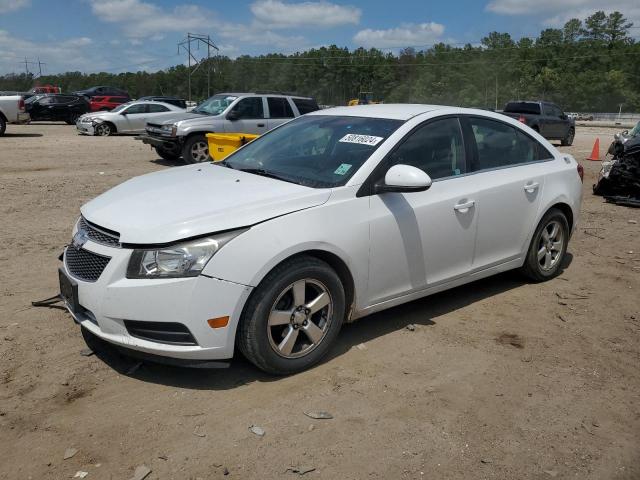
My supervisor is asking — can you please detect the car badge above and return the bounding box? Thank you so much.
[72,228,89,250]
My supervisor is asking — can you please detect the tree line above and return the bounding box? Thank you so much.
[1,11,638,112]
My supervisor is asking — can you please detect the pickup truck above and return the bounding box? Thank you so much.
[0,95,30,136]
[501,101,575,146]
[138,92,319,163]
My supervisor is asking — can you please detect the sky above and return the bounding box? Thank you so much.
[0,0,638,75]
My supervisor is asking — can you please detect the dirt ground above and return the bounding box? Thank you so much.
[0,123,638,480]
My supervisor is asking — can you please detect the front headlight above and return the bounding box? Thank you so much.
[126,229,247,279]
[161,123,178,136]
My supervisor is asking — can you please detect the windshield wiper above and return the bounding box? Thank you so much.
[238,168,297,184]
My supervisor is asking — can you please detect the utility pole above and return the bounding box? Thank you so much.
[494,74,498,111]
[177,33,219,102]
[36,58,46,77]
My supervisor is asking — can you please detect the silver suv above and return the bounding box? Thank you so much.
[139,92,319,163]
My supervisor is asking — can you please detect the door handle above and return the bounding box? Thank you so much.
[524,182,540,193]
[454,200,475,212]
[257,123,265,127]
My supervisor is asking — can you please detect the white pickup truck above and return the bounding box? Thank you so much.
[0,95,30,136]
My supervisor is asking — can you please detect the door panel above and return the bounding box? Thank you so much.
[368,176,479,305]
[224,97,267,134]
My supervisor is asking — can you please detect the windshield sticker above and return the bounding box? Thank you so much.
[339,134,384,146]
[334,163,352,175]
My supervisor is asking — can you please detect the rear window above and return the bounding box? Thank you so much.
[292,98,319,115]
[503,102,541,115]
[267,97,294,118]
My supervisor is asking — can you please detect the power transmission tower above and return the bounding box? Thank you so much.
[177,33,219,102]
[36,58,46,77]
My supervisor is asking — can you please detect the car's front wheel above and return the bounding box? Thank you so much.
[182,135,209,163]
[0,116,6,136]
[520,208,569,282]
[561,127,575,146]
[237,256,346,375]
[154,146,181,161]
[94,122,114,136]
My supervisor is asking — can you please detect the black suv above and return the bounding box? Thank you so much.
[25,94,90,124]
[73,86,130,98]
[138,96,187,109]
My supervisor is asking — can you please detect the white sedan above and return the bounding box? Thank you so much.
[59,104,583,374]
[76,100,184,136]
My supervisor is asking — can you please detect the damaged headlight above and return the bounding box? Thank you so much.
[161,123,178,136]
[126,229,247,279]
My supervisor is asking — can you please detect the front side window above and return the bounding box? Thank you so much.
[267,97,294,118]
[469,117,553,171]
[230,97,264,119]
[387,118,465,180]
[224,115,402,188]
[124,104,147,114]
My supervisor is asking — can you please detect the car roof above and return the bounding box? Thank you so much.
[308,104,447,120]
[217,92,313,99]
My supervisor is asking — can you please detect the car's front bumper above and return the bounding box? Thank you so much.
[76,122,95,135]
[60,241,253,361]
[136,133,181,152]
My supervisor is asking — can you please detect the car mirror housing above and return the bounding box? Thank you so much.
[226,111,239,121]
[376,164,432,194]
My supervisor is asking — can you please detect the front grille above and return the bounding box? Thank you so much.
[65,247,111,282]
[78,216,120,248]
[124,320,198,346]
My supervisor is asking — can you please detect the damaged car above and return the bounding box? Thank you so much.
[76,100,185,136]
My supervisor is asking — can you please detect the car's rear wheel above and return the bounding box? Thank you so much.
[182,135,209,163]
[520,208,569,282]
[561,128,575,146]
[94,122,114,136]
[237,256,345,375]
[0,116,6,136]
[154,146,180,161]
[66,113,80,125]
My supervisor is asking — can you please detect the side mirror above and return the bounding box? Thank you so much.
[226,110,239,121]
[120,111,127,115]
[375,164,432,194]
[614,133,621,140]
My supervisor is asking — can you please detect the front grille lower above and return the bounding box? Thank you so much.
[78,216,120,248]
[65,247,111,282]
[124,320,198,346]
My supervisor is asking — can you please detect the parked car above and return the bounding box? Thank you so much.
[73,86,130,99]
[89,96,130,112]
[76,101,185,136]
[138,96,187,109]
[138,92,319,163]
[30,85,61,94]
[501,101,575,146]
[25,94,89,124]
[0,95,30,135]
[59,104,583,374]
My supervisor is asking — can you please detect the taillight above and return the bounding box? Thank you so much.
[18,98,25,111]
[518,115,526,124]
[577,163,584,183]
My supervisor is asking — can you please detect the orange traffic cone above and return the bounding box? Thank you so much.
[587,138,600,161]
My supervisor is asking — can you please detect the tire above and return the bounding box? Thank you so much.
[94,122,114,136]
[0,116,6,136]
[182,135,210,163]
[237,256,346,375]
[154,146,180,161]
[561,127,575,146]
[520,208,569,282]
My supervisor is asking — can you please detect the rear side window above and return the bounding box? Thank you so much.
[267,97,294,118]
[231,97,264,119]
[292,98,319,115]
[469,117,553,171]
[388,118,465,180]
[112,97,128,104]
[93,97,105,102]
[504,102,541,115]
[147,104,169,113]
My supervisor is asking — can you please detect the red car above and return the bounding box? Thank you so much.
[89,96,130,112]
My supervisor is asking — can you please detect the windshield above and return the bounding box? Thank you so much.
[630,121,640,137]
[223,115,403,188]
[110,102,133,113]
[193,94,237,115]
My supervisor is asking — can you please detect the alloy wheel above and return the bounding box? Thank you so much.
[537,220,564,271]
[190,141,209,162]
[95,124,111,136]
[267,279,333,359]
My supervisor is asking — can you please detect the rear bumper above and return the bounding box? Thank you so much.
[15,112,30,124]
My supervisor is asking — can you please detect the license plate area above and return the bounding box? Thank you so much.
[59,267,80,313]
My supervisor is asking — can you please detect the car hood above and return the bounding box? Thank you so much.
[149,111,220,126]
[80,112,116,122]
[81,163,331,244]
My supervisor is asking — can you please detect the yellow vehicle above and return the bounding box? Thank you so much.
[206,133,260,161]
[348,91,383,106]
